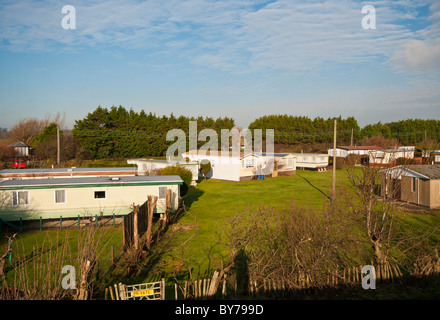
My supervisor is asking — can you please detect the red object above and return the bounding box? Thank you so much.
[12,160,26,169]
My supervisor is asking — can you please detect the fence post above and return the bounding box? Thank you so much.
[118,283,126,300]
[222,276,227,299]
[133,205,139,250]
[161,278,166,300]
[60,216,62,229]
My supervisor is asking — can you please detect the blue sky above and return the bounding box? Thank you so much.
[0,0,439,130]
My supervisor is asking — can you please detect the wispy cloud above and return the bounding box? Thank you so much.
[0,0,438,76]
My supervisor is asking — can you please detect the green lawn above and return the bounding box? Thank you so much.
[146,169,440,280]
[157,170,348,277]
[2,168,440,299]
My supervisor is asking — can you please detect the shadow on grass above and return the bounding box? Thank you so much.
[296,173,331,200]
[181,186,205,210]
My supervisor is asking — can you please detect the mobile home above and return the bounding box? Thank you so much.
[0,167,138,182]
[0,175,182,222]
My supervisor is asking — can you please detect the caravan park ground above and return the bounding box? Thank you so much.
[2,169,440,299]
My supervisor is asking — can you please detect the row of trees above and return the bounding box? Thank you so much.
[1,107,439,163]
[248,115,440,147]
[72,106,235,159]
[248,115,361,145]
[362,119,440,146]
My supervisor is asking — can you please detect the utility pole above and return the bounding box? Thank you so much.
[351,128,354,146]
[333,119,337,199]
[57,124,60,167]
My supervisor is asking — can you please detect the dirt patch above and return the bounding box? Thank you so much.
[171,223,195,231]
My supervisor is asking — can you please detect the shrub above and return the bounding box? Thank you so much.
[200,160,211,180]
[160,165,193,196]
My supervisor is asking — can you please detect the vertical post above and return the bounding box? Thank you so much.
[333,118,337,199]
[8,242,12,265]
[57,124,60,167]
[40,216,42,231]
[60,216,62,229]
[133,205,139,250]
[351,128,353,146]
[122,216,126,248]
[161,278,166,300]
[113,213,115,227]
[78,215,80,229]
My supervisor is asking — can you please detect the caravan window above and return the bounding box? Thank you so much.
[159,186,167,199]
[245,159,254,168]
[55,189,66,204]
[94,191,106,199]
[12,191,29,206]
[287,157,294,168]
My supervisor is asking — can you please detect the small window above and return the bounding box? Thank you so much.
[287,157,294,168]
[55,189,66,204]
[12,191,29,206]
[411,177,416,193]
[245,159,254,168]
[159,186,167,199]
[94,191,106,199]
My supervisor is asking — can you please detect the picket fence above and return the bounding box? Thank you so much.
[106,262,405,300]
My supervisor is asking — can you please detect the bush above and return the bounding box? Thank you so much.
[159,165,193,196]
[200,160,211,180]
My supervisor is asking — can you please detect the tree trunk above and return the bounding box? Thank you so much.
[146,195,157,250]
[76,260,91,300]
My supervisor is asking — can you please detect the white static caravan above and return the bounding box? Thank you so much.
[182,150,244,181]
[291,153,329,170]
[328,146,382,158]
[0,175,182,222]
[369,146,415,167]
[0,167,138,182]
[127,158,199,183]
[182,150,297,181]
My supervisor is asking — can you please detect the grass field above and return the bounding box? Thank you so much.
[140,168,440,281]
[2,168,440,299]
[147,170,351,278]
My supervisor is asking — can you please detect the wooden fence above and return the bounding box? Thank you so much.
[122,190,177,248]
[105,262,411,300]
[169,263,404,300]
